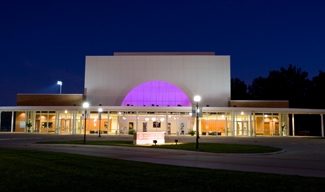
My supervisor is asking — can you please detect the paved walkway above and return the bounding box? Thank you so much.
[1,133,325,178]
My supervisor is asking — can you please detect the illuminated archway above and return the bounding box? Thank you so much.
[121,80,191,106]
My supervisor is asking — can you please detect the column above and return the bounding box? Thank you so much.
[11,111,14,132]
[72,111,76,134]
[136,111,138,132]
[292,114,295,136]
[321,114,324,137]
[249,113,252,137]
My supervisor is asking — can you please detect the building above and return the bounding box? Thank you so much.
[1,52,324,137]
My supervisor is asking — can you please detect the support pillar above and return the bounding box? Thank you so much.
[321,114,324,138]
[292,114,295,136]
[11,111,14,132]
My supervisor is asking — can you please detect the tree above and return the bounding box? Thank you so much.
[248,64,312,108]
[231,78,250,100]
[306,70,325,109]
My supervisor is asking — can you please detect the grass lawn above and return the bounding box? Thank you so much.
[37,140,282,153]
[0,148,324,192]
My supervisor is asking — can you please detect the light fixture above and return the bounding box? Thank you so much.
[194,95,201,102]
[145,118,149,121]
[57,81,62,94]
[152,117,156,121]
[160,118,165,122]
[193,95,201,151]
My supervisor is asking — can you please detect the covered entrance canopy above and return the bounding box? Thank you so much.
[1,106,324,137]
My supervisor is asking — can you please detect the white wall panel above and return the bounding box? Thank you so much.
[84,54,231,107]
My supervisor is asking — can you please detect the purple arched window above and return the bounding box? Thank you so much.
[121,81,191,106]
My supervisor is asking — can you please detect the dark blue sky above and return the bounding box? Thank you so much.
[1,0,325,106]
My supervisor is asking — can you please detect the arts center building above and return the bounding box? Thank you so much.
[1,52,324,137]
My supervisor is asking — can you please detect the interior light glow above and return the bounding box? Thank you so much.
[122,81,191,106]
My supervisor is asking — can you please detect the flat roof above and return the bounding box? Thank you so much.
[113,52,216,56]
[1,106,325,114]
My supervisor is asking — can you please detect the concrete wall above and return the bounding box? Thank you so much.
[85,53,231,107]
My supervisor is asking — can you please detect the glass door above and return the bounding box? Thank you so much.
[237,121,248,136]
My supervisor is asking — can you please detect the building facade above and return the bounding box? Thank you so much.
[0,52,324,137]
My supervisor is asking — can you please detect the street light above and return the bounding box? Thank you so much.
[194,95,201,151]
[57,81,62,94]
[98,108,103,137]
[83,102,89,144]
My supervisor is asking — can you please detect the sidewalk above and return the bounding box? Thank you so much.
[1,133,325,178]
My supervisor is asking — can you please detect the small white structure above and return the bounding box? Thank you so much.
[133,132,165,145]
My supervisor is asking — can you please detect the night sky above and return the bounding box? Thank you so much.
[1,0,325,106]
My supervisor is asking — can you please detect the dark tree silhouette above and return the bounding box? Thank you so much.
[231,78,250,100]
[307,70,325,109]
[248,64,312,108]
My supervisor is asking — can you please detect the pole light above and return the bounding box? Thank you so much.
[98,108,103,137]
[57,81,62,94]
[83,102,89,144]
[194,95,201,151]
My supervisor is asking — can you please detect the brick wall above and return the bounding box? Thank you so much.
[17,94,84,106]
[228,100,289,108]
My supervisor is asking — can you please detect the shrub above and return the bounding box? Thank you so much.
[188,130,195,136]
[128,129,136,135]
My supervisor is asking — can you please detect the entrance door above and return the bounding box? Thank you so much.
[237,121,248,136]
[61,119,71,134]
[264,122,270,136]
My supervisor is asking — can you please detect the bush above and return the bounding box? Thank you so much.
[128,129,136,135]
[188,130,195,136]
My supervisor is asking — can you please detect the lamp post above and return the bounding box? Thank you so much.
[57,81,62,94]
[194,95,201,151]
[83,102,89,144]
[98,108,102,137]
